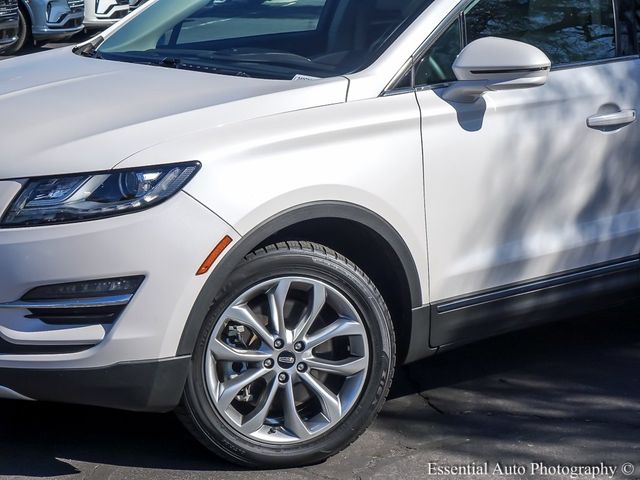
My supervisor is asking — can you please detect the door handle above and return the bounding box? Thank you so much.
[587,109,636,130]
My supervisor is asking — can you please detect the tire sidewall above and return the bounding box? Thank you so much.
[183,245,395,467]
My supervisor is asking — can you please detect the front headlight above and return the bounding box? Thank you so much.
[1,162,200,228]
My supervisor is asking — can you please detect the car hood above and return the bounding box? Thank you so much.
[0,48,349,179]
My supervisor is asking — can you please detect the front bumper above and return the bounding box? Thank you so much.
[0,356,190,411]
[0,180,237,409]
[31,0,84,41]
[84,3,129,28]
[83,18,122,28]
[31,20,84,41]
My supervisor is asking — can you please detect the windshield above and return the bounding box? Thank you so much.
[94,0,434,80]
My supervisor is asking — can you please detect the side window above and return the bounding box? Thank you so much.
[465,0,617,65]
[413,0,637,88]
[636,0,640,51]
[614,0,637,56]
[415,19,462,86]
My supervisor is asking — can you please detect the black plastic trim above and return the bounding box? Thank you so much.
[404,305,437,364]
[431,256,640,348]
[0,338,94,355]
[0,356,190,412]
[176,201,423,357]
[26,307,121,326]
[469,66,550,75]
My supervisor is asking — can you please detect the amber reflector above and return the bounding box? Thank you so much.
[196,235,233,276]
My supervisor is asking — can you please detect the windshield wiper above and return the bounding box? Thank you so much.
[157,57,181,68]
[155,49,334,73]
[178,60,253,78]
[133,55,252,78]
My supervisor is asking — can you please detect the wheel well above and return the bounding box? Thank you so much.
[18,1,31,26]
[260,218,414,362]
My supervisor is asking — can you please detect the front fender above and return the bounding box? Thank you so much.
[175,200,424,357]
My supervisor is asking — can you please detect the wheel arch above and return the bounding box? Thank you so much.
[17,0,33,23]
[177,202,426,363]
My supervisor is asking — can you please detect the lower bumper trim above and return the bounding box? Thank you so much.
[0,356,190,412]
[32,26,84,41]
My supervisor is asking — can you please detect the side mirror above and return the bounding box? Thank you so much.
[443,37,551,103]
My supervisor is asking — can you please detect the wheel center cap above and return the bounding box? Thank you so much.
[277,351,296,369]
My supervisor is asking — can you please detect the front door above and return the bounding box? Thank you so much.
[414,0,640,341]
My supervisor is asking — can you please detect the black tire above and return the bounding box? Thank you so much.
[177,241,396,468]
[3,7,30,56]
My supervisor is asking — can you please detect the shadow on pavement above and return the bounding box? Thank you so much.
[0,401,232,476]
[376,303,640,474]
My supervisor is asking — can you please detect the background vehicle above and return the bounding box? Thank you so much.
[3,0,84,54]
[0,0,639,470]
[85,0,129,30]
[0,0,18,53]
[128,0,146,10]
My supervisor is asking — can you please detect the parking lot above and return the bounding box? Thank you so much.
[0,305,638,480]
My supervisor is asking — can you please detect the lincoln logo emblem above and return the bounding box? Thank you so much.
[277,352,297,368]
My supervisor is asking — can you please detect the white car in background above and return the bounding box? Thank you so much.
[84,0,129,29]
[0,0,639,469]
[128,0,146,10]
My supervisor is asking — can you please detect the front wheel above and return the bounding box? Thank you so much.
[178,241,395,468]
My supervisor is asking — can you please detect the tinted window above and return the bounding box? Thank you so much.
[415,19,461,85]
[172,0,328,45]
[465,0,617,65]
[97,0,436,80]
[413,0,637,87]
[613,0,637,56]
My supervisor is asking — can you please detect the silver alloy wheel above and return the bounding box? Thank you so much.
[204,276,370,444]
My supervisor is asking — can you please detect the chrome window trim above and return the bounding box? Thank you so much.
[551,54,640,71]
[382,86,417,97]
[382,0,473,95]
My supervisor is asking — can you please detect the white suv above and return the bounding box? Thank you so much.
[84,0,129,29]
[0,0,639,469]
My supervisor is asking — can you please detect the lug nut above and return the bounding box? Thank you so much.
[296,363,307,373]
[294,341,305,352]
[278,373,289,383]
[274,338,285,349]
[264,358,274,369]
